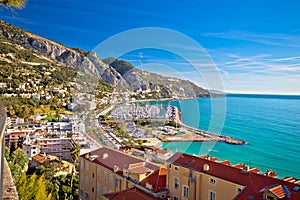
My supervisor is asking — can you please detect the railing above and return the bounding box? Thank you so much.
[0,103,7,199]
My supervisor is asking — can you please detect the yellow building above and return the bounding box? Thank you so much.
[79,147,168,200]
[167,153,300,200]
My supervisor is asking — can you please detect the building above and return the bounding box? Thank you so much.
[4,131,26,149]
[103,187,162,200]
[23,136,77,161]
[79,147,168,200]
[167,152,300,200]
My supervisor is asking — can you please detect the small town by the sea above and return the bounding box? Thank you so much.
[1,1,300,200]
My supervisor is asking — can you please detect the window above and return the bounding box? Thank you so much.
[86,162,89,172]
[81,159,84,169]
[85,192,89,200]
[174,166,179,171]
[103,187,107,194]
[173,196,179,200]
[209,178,216,185]
[97,169,100,178]
[237,188,242,193]
[209,191,216,200]
[183,185,189,198]
[80,189,83,196]
[92,187,94,193]
[92,173,95,178]
[174,177,179,189]
[104,172,107,181]
[97,183,101,192]
[114,178,119,187]
[266,196,275,200]
[80,174,83,182]
[85,176,89,185]
[110,174,113,184]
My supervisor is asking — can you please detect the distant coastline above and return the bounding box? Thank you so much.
[226,93,300,99]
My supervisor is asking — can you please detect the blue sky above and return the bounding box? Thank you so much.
[1,0,300,94]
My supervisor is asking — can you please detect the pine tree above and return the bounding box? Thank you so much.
[16,173,27,199]
[35,175,52,200]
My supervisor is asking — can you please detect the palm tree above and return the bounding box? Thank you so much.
[70,146,80,199]
[0,0,27,8]
[70,146,80,163]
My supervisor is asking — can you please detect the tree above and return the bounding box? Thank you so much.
[4,146,10,160]
[16,173,27,198]
[0,0,27,8]
[35,175,52,200]
[70,146,80,199]
[8,148,29,183]
[17,173,52,200]
[17,136,25,148]
[9,142,16,156]
[70,146,80,163]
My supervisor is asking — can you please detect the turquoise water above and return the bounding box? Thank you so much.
[149,95,300,178]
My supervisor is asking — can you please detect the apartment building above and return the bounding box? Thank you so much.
[23,136,77,161]
[79,147,168,200]
[167,152,300,200]
[4,131,26,149]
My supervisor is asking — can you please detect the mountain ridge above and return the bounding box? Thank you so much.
[0,19,210,98]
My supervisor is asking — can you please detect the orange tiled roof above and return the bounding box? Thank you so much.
[10,132,26,135]
[249,168,261,174]
[269,185,286,199]
[32,154,49,164]
[219,160,231,165]
[167,152,300,200]
[103,187,162,200]
[139,169,167,193]
[129,165,152,174]
[80,147,159,175]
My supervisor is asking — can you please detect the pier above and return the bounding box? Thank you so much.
[163,106,247,145]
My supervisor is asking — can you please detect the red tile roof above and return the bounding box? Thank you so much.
[32,154,49,164]
[249,168,261,174]
[139,168,167,193]
[103,187,162,200]
[80,147,159,175]
[10,132,26,135]
[219,160,231,165]
[167,152,300,200]
[129,165,152,174]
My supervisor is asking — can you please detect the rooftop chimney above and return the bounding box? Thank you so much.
[242,164,250,172]
[203,164,210,171]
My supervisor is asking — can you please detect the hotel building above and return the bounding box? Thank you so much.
[167,152,300,200]
[79,147,300,200]
[79,147,168,200]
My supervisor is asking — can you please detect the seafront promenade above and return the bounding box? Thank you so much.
[162,106,247,145]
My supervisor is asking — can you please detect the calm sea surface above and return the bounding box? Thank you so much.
[148,94,300,178]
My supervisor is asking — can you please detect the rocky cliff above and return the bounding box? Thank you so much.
[0,20,210,98]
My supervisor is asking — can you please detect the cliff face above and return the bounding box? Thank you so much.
[0,20,126,87]
[0,20,210,98]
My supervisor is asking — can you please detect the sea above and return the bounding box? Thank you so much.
[144,94,300,179]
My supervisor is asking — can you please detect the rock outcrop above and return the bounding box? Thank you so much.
[0,20,211,98]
